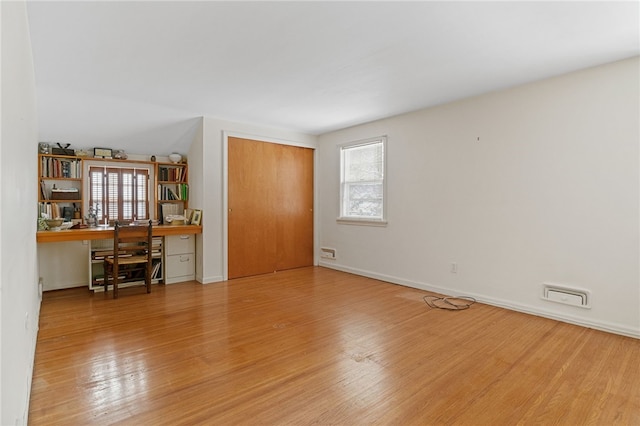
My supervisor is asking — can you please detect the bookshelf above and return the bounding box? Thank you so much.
[38,153,83,221]
[38,154,192,225]
[156,162,189,224]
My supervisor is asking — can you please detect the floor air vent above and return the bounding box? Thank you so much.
[542,283,590,309]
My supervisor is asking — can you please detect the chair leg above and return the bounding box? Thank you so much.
[104,262,110,297]
[146,264,151,294]
[113,263,119,299]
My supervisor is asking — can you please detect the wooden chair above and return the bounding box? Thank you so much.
[103,221,152,298]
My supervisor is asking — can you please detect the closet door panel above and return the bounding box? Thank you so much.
[276,144,314,271]
[228,137,278,279]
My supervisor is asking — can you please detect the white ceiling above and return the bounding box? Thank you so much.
[27,1,639,155]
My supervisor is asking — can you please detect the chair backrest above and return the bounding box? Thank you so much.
[113,220,152,259]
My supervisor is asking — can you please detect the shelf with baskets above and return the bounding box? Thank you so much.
[38,153,83,221]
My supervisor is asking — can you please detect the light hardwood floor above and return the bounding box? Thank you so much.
[29,266,639,425]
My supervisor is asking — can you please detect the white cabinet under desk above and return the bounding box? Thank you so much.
[164,234,195,284]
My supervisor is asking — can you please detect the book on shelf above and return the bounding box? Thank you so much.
[151,261,162,279]
[41,156,82,178]
[93,274,126,283]
[159,165,186,182]
[93,253,134,260]
[39,202,62,219]
[92,250,116,260]
[168,187,180,200]
[40,180,48,200]
[158,183,189,201]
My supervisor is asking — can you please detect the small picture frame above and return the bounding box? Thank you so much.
[93,147,112,159]
[191,209,202,226]
[184,208,194,224]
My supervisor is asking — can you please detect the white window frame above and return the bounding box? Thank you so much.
[337,136,387,226]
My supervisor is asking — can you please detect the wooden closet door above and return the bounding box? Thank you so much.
[228,137,278,278]
[228,137,314,279]
[275,144,314,271]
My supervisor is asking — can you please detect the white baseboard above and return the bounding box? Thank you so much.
[43,281,87,291]
[24,299,41,423]
[319,261,640,339]
[199,275,223,284]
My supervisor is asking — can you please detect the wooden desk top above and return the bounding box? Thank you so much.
[37,224,202,243]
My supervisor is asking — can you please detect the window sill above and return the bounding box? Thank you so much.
[336,217,388,227]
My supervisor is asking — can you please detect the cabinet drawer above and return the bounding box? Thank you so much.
[166,234,195,255]
[166,254,194,279]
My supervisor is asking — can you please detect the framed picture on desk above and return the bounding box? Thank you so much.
[191,209,202,226]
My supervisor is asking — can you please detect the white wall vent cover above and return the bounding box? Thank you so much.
[320,247,336,260]
[542,283,591,309]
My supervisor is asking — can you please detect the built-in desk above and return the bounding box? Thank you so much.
[37,225,202,291]
[37,224,202,243]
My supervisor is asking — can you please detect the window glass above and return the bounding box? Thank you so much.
[339,137,386,223]
[89,166,149,224]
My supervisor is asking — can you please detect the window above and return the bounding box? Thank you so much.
[89,166,149,224]
[339,136,387,224]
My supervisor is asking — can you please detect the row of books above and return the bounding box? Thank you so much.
[39,202,62,219]
[158,166,186,182]
[41,157,82,178]
[92,246,162,260]
[92,260,162,283]
[158,183,189,201]
[93,274,127,285]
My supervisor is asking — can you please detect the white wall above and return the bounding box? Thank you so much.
[1,1,42,423]
[318,57,640,338]
[188,118,205,281]
[37,242,89,290]
[194,118,317,283]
